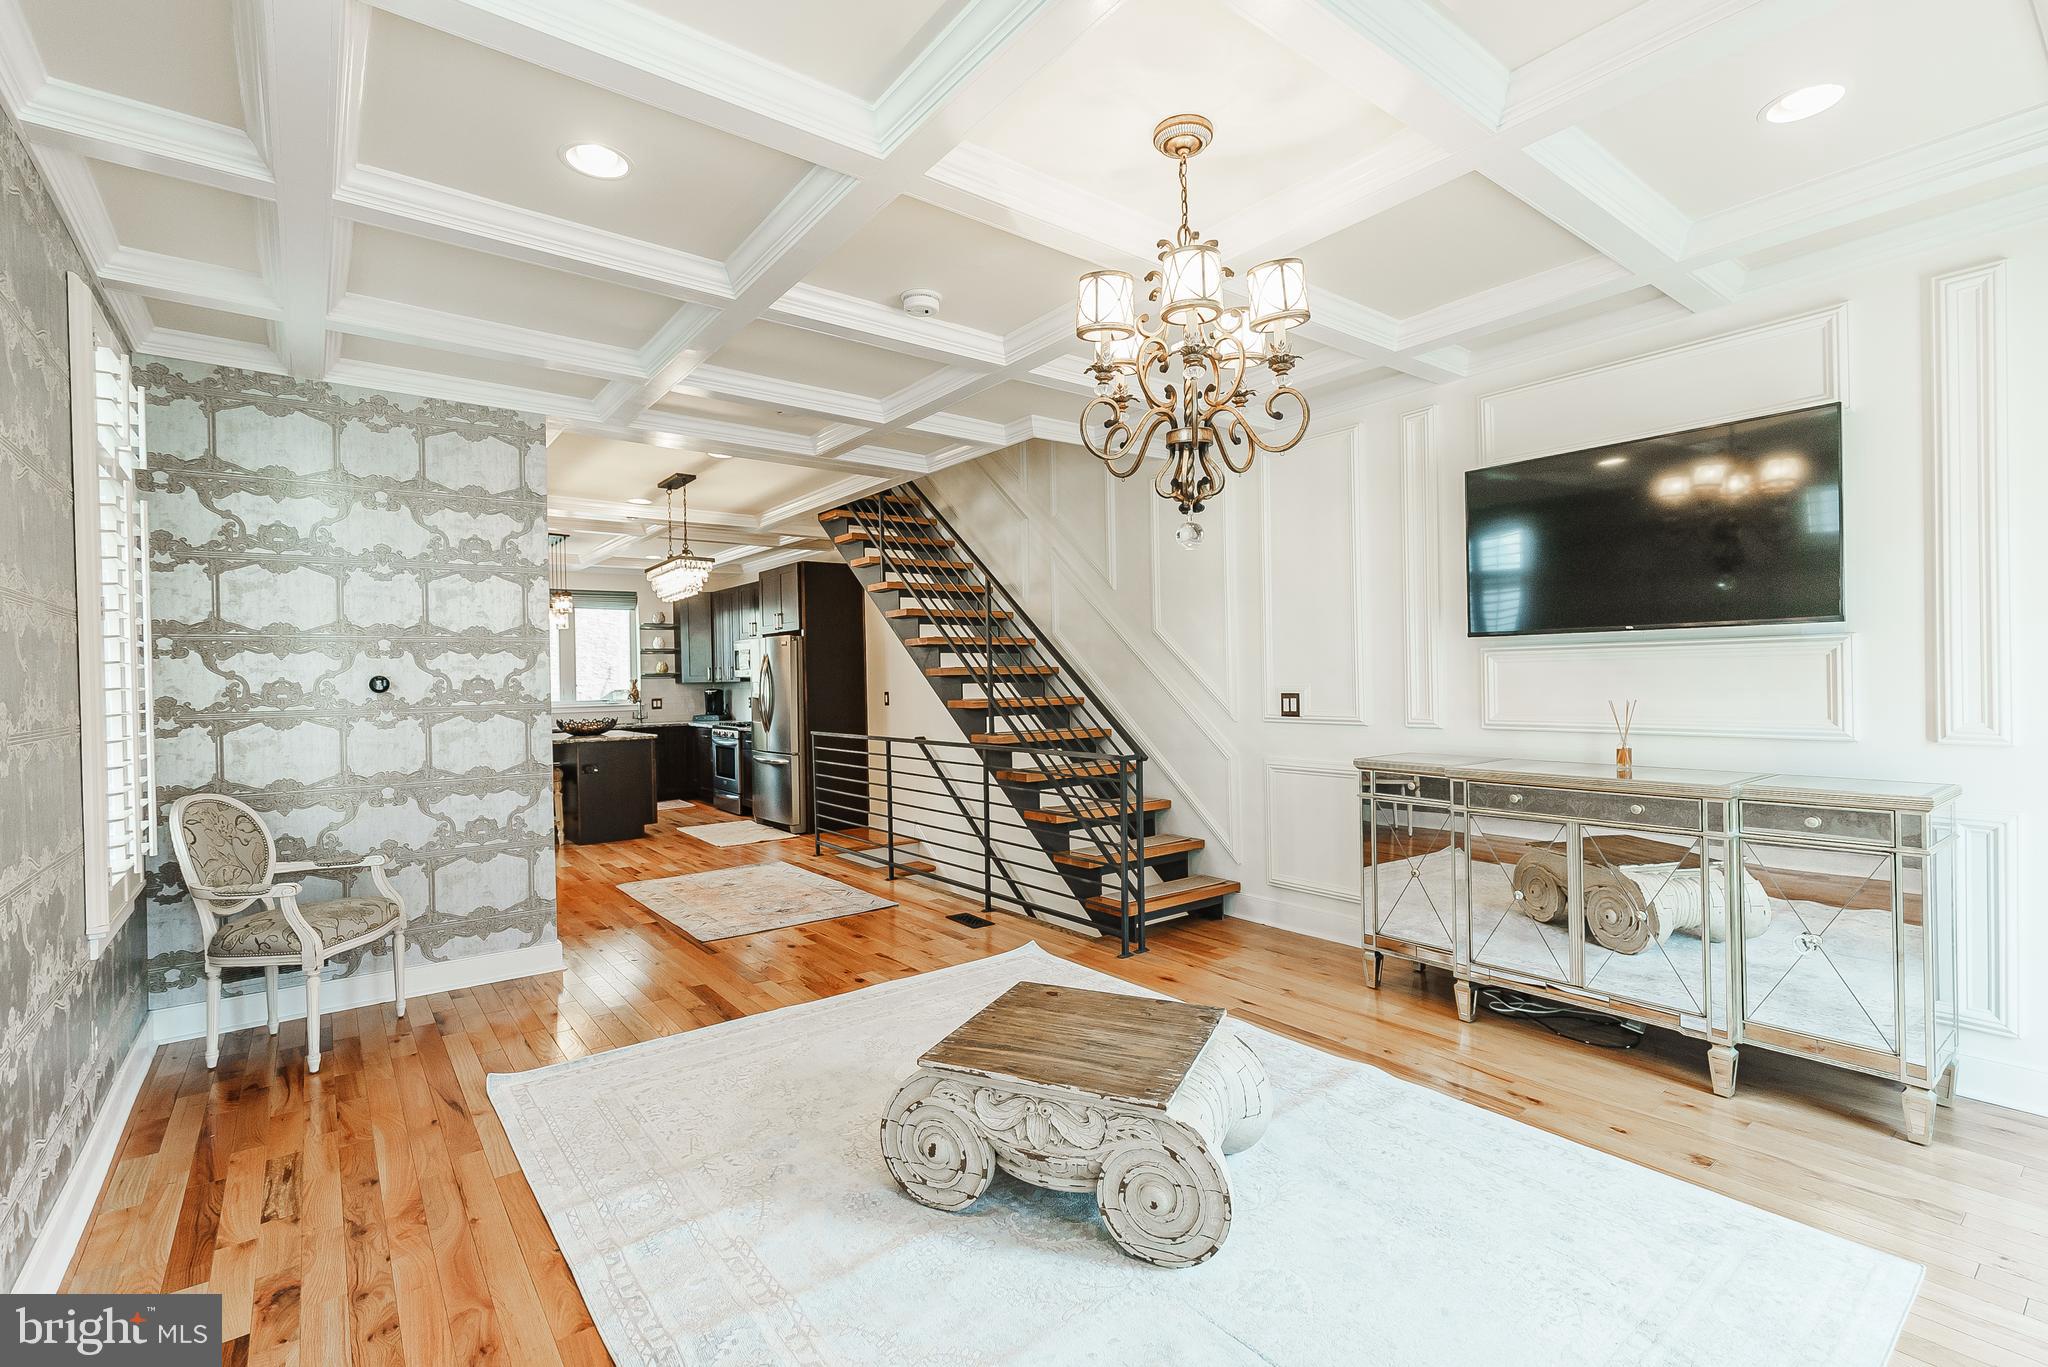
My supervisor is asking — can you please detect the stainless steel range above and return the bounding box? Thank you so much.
[710,722,749,815]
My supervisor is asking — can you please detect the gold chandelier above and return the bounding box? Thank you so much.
[645,472,714,602]
[1075,113,1312,546]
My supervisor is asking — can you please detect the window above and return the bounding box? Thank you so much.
[68,275,154,957]
[551,590,639,704]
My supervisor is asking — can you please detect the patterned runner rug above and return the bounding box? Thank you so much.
[489,943,1920,1366]
[675,818,799,847]
[619,862,895,941]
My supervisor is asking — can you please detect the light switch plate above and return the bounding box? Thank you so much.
[883,690,891,706]
[1279,692,1301,717]
[650,696,663,709]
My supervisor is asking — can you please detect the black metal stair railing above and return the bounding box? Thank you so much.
[809,732,1152,955]
[836,488,1150,916]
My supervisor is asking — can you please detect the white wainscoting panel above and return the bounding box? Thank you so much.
[1480,633,1856,740]
[1956,814,2018,1038]
[1477,305,1848,465]
[1260,426,1369,723]
[1929,262,2012,746]
[1149,486,1239,716]
[1400,407,1441,728]
[1048,441,1118,588]
[1264,760,1365,904]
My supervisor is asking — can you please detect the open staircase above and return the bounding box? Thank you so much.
[818,483,1239,952]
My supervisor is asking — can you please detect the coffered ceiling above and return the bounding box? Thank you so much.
[4,0,2045,574]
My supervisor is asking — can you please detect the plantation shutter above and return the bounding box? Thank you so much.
[70,276,155,955]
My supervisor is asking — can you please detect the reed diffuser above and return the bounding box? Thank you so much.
[1609,700,1637,776]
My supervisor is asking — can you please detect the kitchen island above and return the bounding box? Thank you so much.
[553,731,656,843]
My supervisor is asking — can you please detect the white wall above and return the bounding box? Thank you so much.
[921,220,2048,1116]
[553,567,750,722]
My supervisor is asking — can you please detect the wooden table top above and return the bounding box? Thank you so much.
[919,982,1226,1108]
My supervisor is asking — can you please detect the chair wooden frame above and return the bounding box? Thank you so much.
[166,793,407,1073]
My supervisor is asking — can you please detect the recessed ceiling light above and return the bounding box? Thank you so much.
[1596,455,1627,468]
[627,496,653,505]
[1759,83,1845,125]
[708,452,732,460]
[560,142,631,179]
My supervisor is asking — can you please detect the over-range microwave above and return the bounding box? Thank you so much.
[731,636,757,681]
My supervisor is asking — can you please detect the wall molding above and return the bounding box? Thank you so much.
[1480,632,1856,740]
[1150,484,1240,719]
[1047,442,1119,590]
[1259,425,1370,724]
[1957,814,2019,1039]
[7,1027,156,1293]
[1400,407,1442,728]
[1928,261,2012,746]
[1476,303,1848,465]
[148,939,566,1045]
[1263,760,1365,903]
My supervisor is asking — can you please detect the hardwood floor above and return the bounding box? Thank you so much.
[63,802,2048,1365]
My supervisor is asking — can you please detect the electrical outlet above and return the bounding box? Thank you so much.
[1279,691,1301,718]
[649,696,663,710]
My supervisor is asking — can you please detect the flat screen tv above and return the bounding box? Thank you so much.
[1464,403,1843,637]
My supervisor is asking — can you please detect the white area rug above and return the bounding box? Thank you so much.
[619,862,895,941]
[676,818,798,847]
[488,943,1920,1366]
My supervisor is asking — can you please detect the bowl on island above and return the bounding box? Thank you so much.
[557,717,617,737]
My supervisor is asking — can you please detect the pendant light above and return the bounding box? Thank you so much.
[645,472,714,602]
[548,532,573,630]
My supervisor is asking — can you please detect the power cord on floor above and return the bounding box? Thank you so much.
[1482,987,1646,1050]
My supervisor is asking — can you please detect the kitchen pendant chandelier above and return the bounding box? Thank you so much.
[1076,113,1312,546]
[547,531,573,630]
[645,472,715,602]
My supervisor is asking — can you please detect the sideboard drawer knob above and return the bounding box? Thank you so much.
[1803,816,1822,829]
[1628,803,1645,816]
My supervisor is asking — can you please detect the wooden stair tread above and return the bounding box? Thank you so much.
[945,694,1084,711]
[904,634,1034,648]
[1052,835,1206,870]
[834,530,952,547]
[970,725,1111,745]
[820,508,935,525]
[927,664,1057,678]
[849,555,973,571]
[995,761,1122,783]
[1085,875,1241,918]
[1024,797,1170,825]
[886,606,1014,620]
[869,581,988,595]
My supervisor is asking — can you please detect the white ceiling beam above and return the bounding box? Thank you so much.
[139,327,286,376]
[326,293,647,379]
[12,80,276,198]
[325,357,607,419]
[253,0,351,377]
[98,249,282,318]
[333,164,736,302]
[767,283,1010,367]
[1397,255,1637,352]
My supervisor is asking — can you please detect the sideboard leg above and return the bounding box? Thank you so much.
[1453,979,1477,1023]
[1901,1086,1937,1145]
[1363,950,1381,989]
[1935,1063,1957,1108]
[1707,1045,1739,1098]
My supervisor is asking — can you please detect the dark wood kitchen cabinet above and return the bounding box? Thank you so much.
[552,735,655,843]
[688,724,715,801]
[677,594,714,683]
[759,563,800,633]
[711,583,758,681]
[627,725,694,801]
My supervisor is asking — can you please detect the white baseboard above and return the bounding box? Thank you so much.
[149,939,566,1045]
[1226,888,1361,947]
[1954,1052,2048,1117]
[9,1027,156,1293]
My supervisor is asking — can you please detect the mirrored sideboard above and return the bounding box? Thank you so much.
[1358,754,1962,1144]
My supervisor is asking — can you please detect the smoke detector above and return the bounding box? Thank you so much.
[900,287,943,318]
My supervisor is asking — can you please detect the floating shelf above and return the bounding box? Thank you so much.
[640,622,677,631]
[640,647,678,655]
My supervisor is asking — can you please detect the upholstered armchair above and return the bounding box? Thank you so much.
[167,793,408,1073]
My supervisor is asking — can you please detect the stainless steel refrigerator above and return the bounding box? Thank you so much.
[749,631,805,831]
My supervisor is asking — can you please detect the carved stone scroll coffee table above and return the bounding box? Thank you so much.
[879,981,1269,1267]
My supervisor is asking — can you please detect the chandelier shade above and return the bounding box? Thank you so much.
[1246,257,1309,333]
[1075,270,1138,341]
[1158,244,1224,324]
[547,531,572,630]
[643,472,715,603]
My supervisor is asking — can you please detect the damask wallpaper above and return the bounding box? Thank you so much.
[0,108,150,1287]
[140,359,557,1012]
